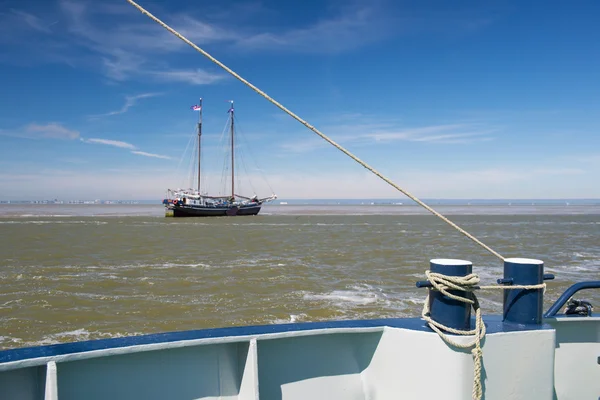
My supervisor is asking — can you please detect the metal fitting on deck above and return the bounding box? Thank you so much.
[500,258,552,325]
[420,258,473,331]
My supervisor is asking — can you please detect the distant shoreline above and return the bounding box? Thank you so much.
[2,198,600,206]
[2,203,600,217]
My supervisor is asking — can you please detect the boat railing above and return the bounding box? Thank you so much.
[543,280,600,318]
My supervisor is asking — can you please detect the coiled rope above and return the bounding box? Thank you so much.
[421,271,546,400]
[125,0,504,262]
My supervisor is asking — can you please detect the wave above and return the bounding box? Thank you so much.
[0,220,108,225]
[0,328,144,349]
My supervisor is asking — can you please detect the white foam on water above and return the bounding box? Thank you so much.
[157,262,213,269]
[0,220,107,225]
[303,284,391,307]
[4,214,73,218]
[17,329,145,347]
[397,296,425,306]
[0,299,23,309]
[2,262,220,279]
[270,313,308,324]
[0,336,23,346]
[547,264,600,274]
[305,291,378,305]
[573,251,600,258]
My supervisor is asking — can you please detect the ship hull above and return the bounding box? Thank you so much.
[1,315,596,400]
[170,204,262,217]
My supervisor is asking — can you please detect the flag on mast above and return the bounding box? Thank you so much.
[191,105,202,111]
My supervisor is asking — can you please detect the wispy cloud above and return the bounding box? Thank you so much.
[0,122,79,140]
[9,9,54,34]
[81,138,171,159]
[92,93,161,117]
[408,132,494,143]
[147,69,225,85]
[131,151,171,160]
[2,1,494,80]
[25,123,80,140]
[80,138,136,149]
[57,0,228,84]
[280,121,496,153]
[1,121,172,161]
[236,6,390,54]
[0,1,227,83]
[233,2,497,54]
[0,9,54,46]
[366,124,497,144]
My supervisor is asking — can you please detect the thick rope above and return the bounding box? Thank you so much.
[125,0,504,262]
[421,271,546,400]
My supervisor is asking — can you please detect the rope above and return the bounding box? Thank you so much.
[125,0,504,262]
[421,271,546,400]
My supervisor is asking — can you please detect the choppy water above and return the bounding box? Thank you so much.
[1,204,599,349]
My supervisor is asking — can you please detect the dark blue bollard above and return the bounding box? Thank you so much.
[502,258,544,325]
[428,259,473,331]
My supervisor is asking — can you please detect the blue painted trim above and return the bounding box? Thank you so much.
[544,280,600,318]
[0,316,552,364]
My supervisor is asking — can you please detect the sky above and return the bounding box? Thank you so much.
[0,0,599,200]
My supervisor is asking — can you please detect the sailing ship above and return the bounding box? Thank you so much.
[163,99,277,217]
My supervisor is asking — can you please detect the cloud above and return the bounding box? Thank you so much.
[280,121,496,153]
[57,0,228,84]
[81,138,171,160]
[232,2,497,54]
[407,132,495,143]
[147,69,225,85]
[3,1,495,80]
[26,123,80,140]
[236,6,391,54]
[92,93,161,117]
[9,9,54,34]
[365,124,475,142]
[131,151,171,160]
[1,122,170,160]
[0,9,54,45]
[0,1,228,83]
[80,138,136,149]
[0,122,80,140]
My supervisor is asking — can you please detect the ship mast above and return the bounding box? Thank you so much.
[230,100,235,199]
[197,98,203,193]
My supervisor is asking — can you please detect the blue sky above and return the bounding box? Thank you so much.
[1,0,599,200]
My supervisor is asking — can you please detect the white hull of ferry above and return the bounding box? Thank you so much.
[0,314,598,400]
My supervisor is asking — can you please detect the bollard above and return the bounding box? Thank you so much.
[428,258,473,331]
[501,258,544,325]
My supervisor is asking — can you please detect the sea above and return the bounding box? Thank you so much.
[1,200,599,350]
